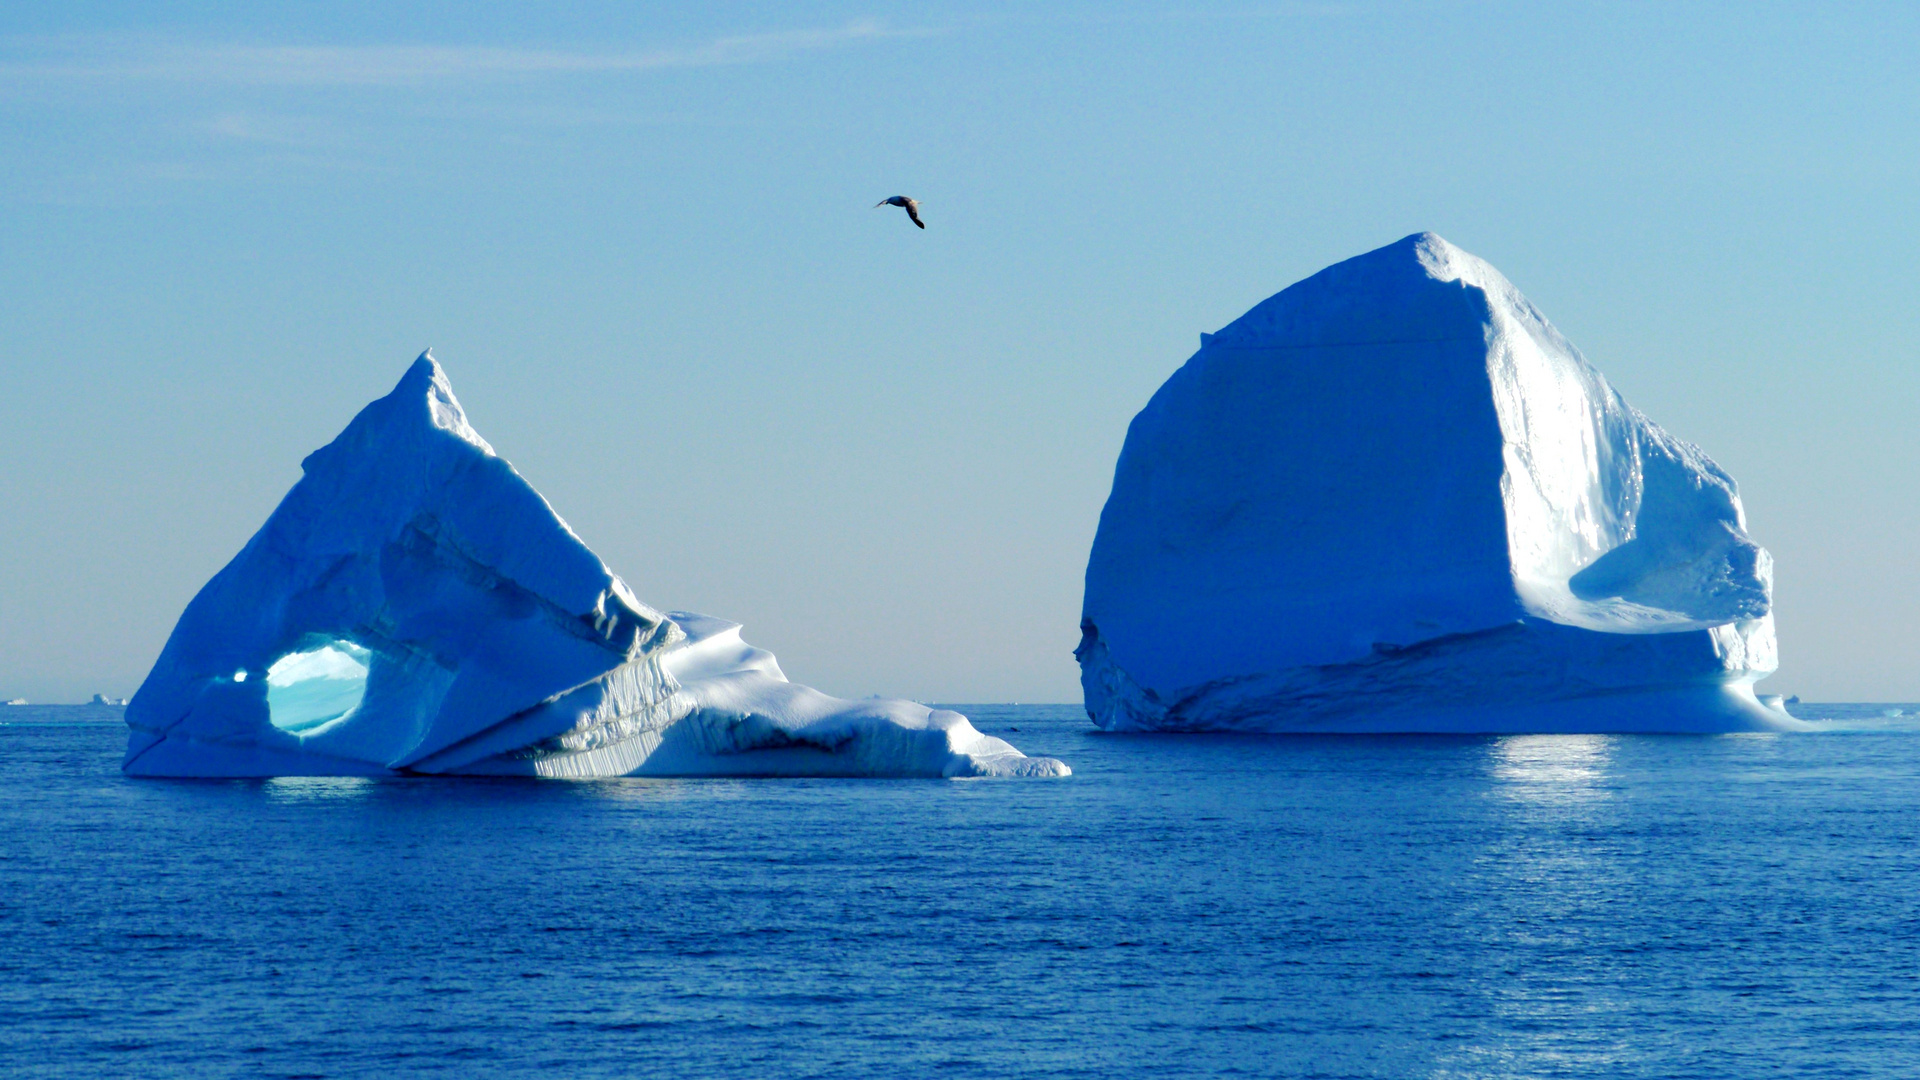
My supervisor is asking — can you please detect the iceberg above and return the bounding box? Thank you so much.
[124,354,1067,778]
[1078,233,1799,733]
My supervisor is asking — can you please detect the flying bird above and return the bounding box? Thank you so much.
[875,195,925,229]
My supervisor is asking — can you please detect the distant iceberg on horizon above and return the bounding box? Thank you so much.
[124,354,1068,778]
[1078,232,1799,733]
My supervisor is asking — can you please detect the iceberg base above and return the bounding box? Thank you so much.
[127,612,1070,779]
[1078,615,1803,734]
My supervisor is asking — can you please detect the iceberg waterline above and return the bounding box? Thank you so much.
[1079,232,1798,733]
[123,355,1067,778]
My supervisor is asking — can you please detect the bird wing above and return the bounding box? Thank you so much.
[904,200,925,228]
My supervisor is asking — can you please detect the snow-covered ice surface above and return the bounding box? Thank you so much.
[1080,233,1796,733]
[123,355,1067,778]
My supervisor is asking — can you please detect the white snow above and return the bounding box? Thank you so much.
[123,353,1068,778]
[1078,233,1797,733]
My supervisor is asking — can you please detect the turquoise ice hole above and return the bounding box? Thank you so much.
[264,641,370,735]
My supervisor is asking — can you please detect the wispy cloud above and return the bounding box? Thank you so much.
[0,21,911,87]
[196,110,353,147]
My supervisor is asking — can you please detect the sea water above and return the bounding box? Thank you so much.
[2,703,1917,1079]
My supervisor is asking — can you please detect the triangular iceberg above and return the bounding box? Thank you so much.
[1078,233,1796,732]
[125,354,1068,777]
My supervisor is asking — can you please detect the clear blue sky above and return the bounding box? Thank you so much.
[3,2,1916,703]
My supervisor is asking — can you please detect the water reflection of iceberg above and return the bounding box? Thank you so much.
[261,776,377,804]
[1489,734,1617,805]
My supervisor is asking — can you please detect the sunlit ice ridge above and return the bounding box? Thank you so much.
[1079,232,1798,734]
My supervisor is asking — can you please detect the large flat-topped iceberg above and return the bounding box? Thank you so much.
[1079,233,1798,733]
[125,355,1067,778]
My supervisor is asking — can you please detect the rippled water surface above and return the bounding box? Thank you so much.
[3,703,1918,1078]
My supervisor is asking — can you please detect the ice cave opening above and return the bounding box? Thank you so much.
[264,641,370,736]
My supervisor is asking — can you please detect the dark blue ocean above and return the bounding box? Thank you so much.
[3,704,1918,1079]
